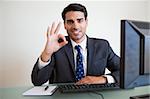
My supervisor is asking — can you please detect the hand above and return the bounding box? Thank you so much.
[76,76,107,84]
[41,22,68,62]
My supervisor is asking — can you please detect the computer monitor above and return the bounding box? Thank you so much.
[120,19,150,89]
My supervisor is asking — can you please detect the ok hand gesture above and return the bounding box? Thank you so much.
[41,22,68,62]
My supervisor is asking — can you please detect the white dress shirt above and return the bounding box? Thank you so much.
[38,37,115,83]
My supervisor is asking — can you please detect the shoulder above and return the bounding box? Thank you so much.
[88,37,110,45]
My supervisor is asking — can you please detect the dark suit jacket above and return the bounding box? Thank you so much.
[31,36,120,86]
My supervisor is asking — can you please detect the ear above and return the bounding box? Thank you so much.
[85,18,88,26]
[86,18,88,22]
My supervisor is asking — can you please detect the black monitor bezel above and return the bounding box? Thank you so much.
[120,20,150,89]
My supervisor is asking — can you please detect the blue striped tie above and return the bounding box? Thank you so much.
[75,45,84,81]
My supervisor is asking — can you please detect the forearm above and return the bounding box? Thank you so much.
[31,58,54,86]
[38,56,50,69]
[76,76,107,84]
[41,50,53,62]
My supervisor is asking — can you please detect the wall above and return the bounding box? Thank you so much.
[0,2,2,87]
[147,1,150,21]
[0,0,149,88]
[0,3,2,87]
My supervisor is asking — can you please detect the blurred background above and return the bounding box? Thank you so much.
[0,0,149,88]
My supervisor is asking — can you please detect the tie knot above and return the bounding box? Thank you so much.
[75,45,81,52]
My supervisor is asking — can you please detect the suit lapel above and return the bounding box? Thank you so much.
[87,38,96,75]
[64,39,76,76]
[64,36,96,76]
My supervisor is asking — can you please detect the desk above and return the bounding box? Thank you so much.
[1,86,150,99]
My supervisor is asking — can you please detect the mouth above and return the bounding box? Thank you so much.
[72,30,81,34]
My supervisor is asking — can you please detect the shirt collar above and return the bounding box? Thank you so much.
[70,36,87,50]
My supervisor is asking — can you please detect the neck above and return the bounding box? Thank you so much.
[75,35,86,44]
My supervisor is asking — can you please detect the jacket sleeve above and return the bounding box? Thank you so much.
[31,55,55,86]
[106,41,120,83]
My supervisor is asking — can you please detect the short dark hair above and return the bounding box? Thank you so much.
[61,3,88,21]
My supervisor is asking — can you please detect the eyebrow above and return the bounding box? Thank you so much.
[77,18,84,21]
[66,18,84,21]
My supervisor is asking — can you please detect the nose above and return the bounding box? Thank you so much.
[72,21,79,30]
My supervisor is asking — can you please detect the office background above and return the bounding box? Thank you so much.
[0,0,149,88]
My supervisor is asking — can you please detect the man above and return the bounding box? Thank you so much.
[31,3,120,86]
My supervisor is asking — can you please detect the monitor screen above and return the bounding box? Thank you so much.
[120,20,150,89]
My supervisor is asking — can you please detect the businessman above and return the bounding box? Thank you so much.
[31,3,120,86]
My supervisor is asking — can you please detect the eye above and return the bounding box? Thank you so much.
[66,20,74,25]
[77,18,83,23]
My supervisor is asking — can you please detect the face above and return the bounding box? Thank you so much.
[64,11,88,43]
